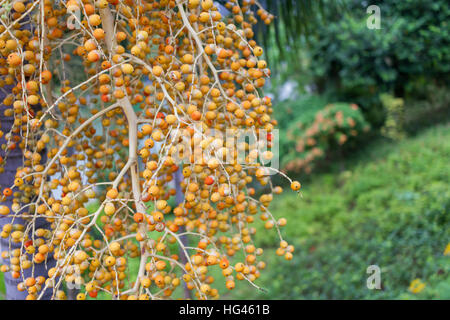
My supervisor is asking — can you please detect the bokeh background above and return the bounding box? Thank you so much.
[1,0,449,299]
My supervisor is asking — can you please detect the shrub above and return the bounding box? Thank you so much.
[282,102,370,174]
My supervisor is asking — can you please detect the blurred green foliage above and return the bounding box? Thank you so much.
[403,84,450,134]
[268,0,450,177]
[227,123,450,299]
[286,0,450,128]
[380,94,406,140]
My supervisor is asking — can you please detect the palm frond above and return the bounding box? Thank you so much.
[217,0,347,64]
[261,0,347,56]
